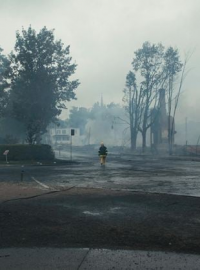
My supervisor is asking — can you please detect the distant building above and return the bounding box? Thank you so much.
[43,127,83,146]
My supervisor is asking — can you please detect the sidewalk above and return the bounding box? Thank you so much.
[0,248,200,270]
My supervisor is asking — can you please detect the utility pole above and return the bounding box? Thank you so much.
[70,135,72,161]
[185,117,188,145]
[88,127,91,145]
[70,129,75,161]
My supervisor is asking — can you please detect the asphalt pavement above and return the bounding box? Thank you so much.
[1,151,200,197]
[1,151,200,269]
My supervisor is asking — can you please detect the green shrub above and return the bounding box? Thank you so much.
[0,144,55,161]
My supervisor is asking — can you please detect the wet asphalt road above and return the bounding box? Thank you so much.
[1,151,200,259]
[1,151,200,197]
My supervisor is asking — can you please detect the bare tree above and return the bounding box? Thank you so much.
[123,71,143,151]
[164,48,190,154]
[132,42,165,152]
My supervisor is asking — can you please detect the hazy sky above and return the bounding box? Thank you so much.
[0,0,199,121]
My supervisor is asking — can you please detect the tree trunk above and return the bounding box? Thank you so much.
[130,126,135,151]
[130,120,138,151]
[168,116,173,155]
[130,113,134,151]
[36,133,42,144]
[27,129,36,144]
[142,130,147,153]
[131,131,137,151]
[132,129,137,151]
[27,133,34,144]
[169,143,173,155]
[142,106,148,153]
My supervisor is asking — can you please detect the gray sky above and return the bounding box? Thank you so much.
[0,0,199,121]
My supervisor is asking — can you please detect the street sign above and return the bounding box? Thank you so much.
[3,150,9,155]
[3,150,9,163]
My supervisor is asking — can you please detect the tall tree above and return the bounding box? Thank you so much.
[123,71,142,151]
[132,42,165,152]
[124,42,187,153]
[9,26,79,144]
[0,47,10,116]
[163,47,183,154]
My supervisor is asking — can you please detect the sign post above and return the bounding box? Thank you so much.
[21,165,24,181]
[3,150,9,163]
[70,129,75,161]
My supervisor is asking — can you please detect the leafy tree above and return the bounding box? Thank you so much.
[66,106,90,134]
[0,47,10,116]
[9,26,79,144]
[90,102,105,119]
[0,117,26,142]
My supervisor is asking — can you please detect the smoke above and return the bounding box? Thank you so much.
[84,104,129,147]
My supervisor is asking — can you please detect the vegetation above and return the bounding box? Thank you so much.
[0,30,189,153]
[66,107,90,135]
[0,47,10,116]
[4,26,79,144]
[0,144,54,161]
[123,71,141,151]
[123,42,187,153]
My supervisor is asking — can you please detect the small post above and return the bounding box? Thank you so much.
[185,117,188,146]
[21,165,24,181]
[70,129,75,161]
[70,136,72,161]
[3,150,9,164]
[88,127,91,145]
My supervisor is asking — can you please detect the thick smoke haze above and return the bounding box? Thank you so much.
[0,0,199,136]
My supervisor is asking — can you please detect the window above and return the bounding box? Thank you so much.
[62,135,70,141]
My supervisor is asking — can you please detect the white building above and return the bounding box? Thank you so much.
[43,128,83,146]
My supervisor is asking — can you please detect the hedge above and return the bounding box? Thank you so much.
[0,144,55,161]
